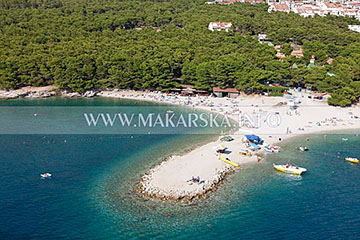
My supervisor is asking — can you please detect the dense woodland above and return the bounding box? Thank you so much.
[1,0,360,106]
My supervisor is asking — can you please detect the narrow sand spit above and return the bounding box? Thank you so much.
[137,136,258,201]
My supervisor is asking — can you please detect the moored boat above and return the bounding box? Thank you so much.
[270,145,280,152]
[299,146,309,151]
[265,145,280,153]
[265,146,273,152]
[345,157,359,164]
[40,173,52,178]
[273,163,307,175]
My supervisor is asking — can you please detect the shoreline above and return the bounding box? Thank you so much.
[2,86,360,202]
[97,89,360,202]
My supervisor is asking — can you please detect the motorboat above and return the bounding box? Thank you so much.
[265,146,273,152]
[341,138,348,141]
[345,157,359,164]
[265,145,280,153]
[299,146,309,151]
[273,163,307,175]
[271,146,280,153]
[40,173,52,178]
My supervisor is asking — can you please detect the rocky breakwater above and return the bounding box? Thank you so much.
[137,155,237,202]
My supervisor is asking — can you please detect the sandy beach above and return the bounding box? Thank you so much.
[1,86,360,201]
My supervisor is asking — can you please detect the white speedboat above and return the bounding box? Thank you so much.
[299,146,309,151]
[273,163,307,175]
[264,146,273,152]
[40,173,52,178]
[270,146,280,152]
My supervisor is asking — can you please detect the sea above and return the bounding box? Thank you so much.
[0,97,359,240]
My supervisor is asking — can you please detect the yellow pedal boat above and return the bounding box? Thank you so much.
[345,157,359,164]
[273,163,307,175]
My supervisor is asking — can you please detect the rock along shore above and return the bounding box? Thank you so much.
[0,86,99,99]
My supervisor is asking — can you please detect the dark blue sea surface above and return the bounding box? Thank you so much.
[0,98,359,239]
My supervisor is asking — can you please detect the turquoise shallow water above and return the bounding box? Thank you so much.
[0,98,359,239]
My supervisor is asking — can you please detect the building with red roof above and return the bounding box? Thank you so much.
[208,22,233,32]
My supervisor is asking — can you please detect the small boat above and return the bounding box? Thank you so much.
[271,146,280,153]
[40,173,52,178]
[219,156,239,167]
[265,145,280,153]
[345,157,359,164]
[299,146,309,151]
[167,110,174,114]
[273,163,307,175]
[342,138,348,141]
[264,146,274,152]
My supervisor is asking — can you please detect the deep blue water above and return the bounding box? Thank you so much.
[0,98,359,239]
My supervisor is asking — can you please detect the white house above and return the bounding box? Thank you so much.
[348,25,360,32]
[258,33,267,40]
[208,22,232,32]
